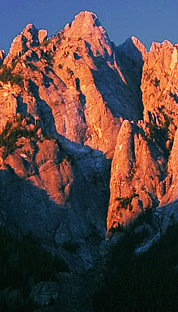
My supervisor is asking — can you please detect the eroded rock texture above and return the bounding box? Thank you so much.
[0,11,177,272]
[107,39,178,233]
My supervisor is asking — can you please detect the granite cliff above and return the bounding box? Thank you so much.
[0,11,177,311]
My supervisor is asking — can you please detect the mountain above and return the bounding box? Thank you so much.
[0,11,177,312]
[107,38,178,232]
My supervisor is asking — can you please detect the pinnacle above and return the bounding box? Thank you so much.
[22,23,38,35]
[162,39,173,47]
[71,10,101,31]
[21,23,38,38]
[23,23,36,30]
[74,10,98,21]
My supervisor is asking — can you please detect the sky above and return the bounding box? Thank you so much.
[0,0,178,53]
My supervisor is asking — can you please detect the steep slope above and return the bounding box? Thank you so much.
[0,11,177,272]
[0,114,110,271]
[0,11,150,264]
[107,40,178,233]
[0,10,178,312]
[160,129,178,206]
[106,120,167,232]
[0,11,145,157]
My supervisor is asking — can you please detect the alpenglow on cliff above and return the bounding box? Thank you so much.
[0,11,177,271]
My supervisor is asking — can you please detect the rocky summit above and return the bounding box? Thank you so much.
[0,11,177,312]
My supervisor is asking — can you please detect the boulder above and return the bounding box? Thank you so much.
[30,282,60,307]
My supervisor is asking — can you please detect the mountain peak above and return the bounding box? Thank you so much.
[149,39,175,52]
[21,23,38,43]
[0,14,178,308]
[117,36,147,64]
[22,23,37,32]
[130,36,147,56]
[61,10,112,59]
[0,50,5,64]
[3,23,47,65]
[0,8,177,258]
[73,10,100,25]
[162,39,173,47]
[63,10,107,41]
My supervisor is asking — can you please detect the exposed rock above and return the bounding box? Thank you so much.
[30,282,60,307]
[0,11,177,279]
[160,129,178,206]
[0,91,17,132]
[106,119,167,232]
[4,24,45,65]
[0,11,147,157]
[0,288,23,311]
[0,49,5,64]
[38,29,48,44]
[141,39,178,130]
[130,36,147,60]
[135,200,178,254]
[0,114,110,272]
[55,270,104,312]
[106,36,178,233]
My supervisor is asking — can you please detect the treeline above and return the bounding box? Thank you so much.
[0,65,24,88]
[0,227,69,311]
[0,118,38,156]
[93,221,178,312]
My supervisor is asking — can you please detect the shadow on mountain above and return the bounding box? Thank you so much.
[0,167,67,240]
[85,39,144,121]
[0,225,69,312]
[0,135,110,243]
[16,95,28,115]
[93,219,178,312]
[116,37,144,118]
[28,79,56,134]
[75,77,86,108]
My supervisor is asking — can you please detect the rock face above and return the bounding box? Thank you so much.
[107,38,178,233]
[0,11,146,157]
[0,11,177,274]
[106,120,166,232]
[106,39,178,233]
[0,115,109,271]
[160,129,178,206]
[30,282,60,307]
[4,24,48,65]
[0,50,5,64]
[142,40,178,117]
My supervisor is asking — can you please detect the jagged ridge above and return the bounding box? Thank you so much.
[0,10,177,271]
